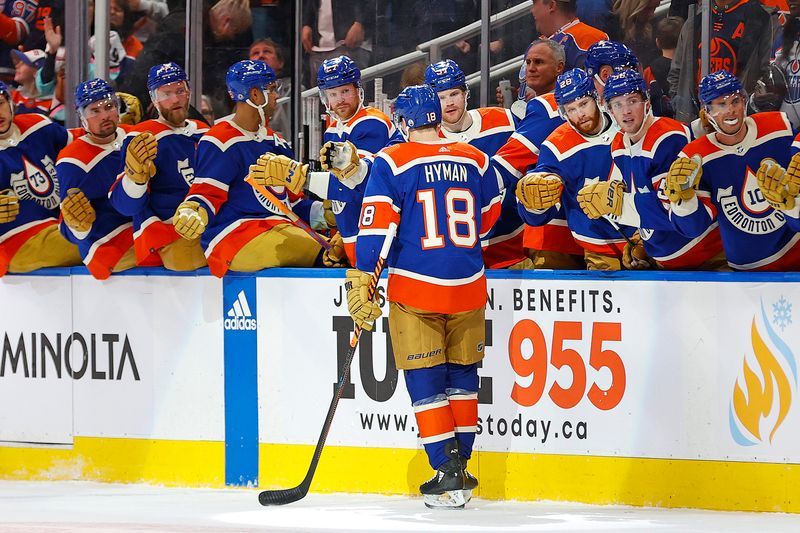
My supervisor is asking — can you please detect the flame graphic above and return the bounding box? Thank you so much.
[731,319,792,443]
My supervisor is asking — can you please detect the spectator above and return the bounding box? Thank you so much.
[400,61,426,88]
[668,0,779,122]
[774,0,800,127]
[644,16,683,98]
[577,0,616,37]
[529,0,608,69]
[250,0,290,45]
[23,0,64,52]
[88,31,137,89]
[302,0,374,85]
[35,16,64,122]
[0,1,38,83]
[249,38,290,135]
[200,94,215,125]
[10,49,54,115]
[612,0,661,67]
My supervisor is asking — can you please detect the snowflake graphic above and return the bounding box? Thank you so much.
[773,296,793,332]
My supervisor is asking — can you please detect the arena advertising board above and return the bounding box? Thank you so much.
[0,275,226,443]
[258,275,800,463]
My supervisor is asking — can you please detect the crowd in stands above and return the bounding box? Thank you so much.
[2,0,800,279]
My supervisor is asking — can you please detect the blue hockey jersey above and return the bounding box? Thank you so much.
[610,116,724,268]
[183,119,304,277]
[109,118,208,266]
[669,112,800,271]
[0,113,69,275]
[356,140,504,314]
[518,115,631,256]
[56,125,135,280]
[439,106,523,268]
[494,92,584,256]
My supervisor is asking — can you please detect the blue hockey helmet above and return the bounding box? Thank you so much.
[0,81,10,100]
[554,68,596,107]
[147,62,188,92]
[425,59,467,93]
[75,78,116,111]
[226,60,277,102]
[603,69,648,103]
[698,70,743,106]
[317,55,361,90]
[584,41,639,79]
[393,85,441,130]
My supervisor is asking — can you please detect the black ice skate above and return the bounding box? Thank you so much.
[461,456,478,502]
[420,443,468,509]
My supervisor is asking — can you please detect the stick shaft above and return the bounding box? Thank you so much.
[245,176,331,251]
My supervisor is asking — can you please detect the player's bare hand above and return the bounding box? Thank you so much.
[665,155,702,204]
[515,172,562,211]
[173,200,207,240]
[61,188,96,232]
[577,179,625,219]
[345,268,381,330]
[0,188,20,224]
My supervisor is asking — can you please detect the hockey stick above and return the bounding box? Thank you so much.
[244,175,332,251]
[258,223,398,506]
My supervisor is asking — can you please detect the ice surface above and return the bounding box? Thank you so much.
[0,481,798,532]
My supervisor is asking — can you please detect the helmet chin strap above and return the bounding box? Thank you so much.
[246,88,270,127]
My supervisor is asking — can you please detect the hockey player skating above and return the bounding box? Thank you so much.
[172,60,326,276]
[109,62,209,270]
[0,80,81,275]
[516,68,630,270]
[347,85,505,509]
[56,78,136,280]
[582,69,726,270]
[425,58,526,268]
[665,70,800,271]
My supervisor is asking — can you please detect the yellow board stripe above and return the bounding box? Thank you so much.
[3,439,800,513]
[0,437,225,487]
[259,444,800,513]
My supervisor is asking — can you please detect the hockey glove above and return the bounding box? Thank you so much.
[345,268,382,331]
[0,188,20,224]
[124,132,158,185]
[322,199,337,228]
[173,200,208,240]
[622,231,657,270]
[756,158,796,211]
[61,189,96,232]
[515,173,563,211]
[249,153,308,195]
[322,232,348,267]
[577,179,625,219]
[320,140,361,182]
[785,151,800,199]
[665,155,702,204]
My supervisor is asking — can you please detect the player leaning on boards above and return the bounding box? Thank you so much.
[664,69,800,271]
[250,55,400,267]
[515,68,631,270]
[346,85,506,509]
[56,79,136,280]
[109,62,209,271]
[577,69,727,270]
[172,60,331,276]
[0,80,81,275]
[425,59,527,269]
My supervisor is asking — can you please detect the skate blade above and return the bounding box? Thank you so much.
[423,490,467,509]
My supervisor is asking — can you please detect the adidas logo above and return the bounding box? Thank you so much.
[224,290,257,331]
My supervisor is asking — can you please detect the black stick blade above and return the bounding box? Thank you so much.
[258,486,308,506]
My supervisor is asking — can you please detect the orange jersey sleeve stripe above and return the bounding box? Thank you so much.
[359,201,401,232]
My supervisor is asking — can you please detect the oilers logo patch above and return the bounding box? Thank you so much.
[10,155,60,210]
[252,186,289,216]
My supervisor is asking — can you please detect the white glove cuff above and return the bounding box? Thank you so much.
[122,175,148,199]
[670,195,699,216]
